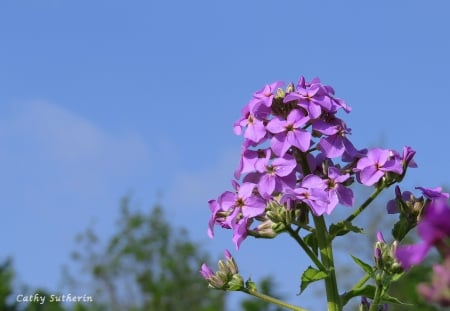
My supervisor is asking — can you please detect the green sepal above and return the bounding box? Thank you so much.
[299,266,329,294]
[227,274,244,291]
[351,255,375,276]
[329,221,364,239]
[245,277,257,292]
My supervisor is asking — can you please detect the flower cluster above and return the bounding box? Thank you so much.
[200,250,244,291]
[417,257,450,306]
[393,187,450,270]
[207,76,416,249]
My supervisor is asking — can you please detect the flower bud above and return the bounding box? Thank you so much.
[276,87,285,99]
[359,297,370,311]
[225,249,239,275]
[374,244,383,269]
[227,274,244,291]
[286,82,295,93]
[200,250,243,291]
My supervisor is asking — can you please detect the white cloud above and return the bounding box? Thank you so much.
[0,101,152,199]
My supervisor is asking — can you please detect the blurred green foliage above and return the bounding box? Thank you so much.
[65,197,226,311]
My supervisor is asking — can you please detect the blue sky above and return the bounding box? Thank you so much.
[1,1,450,310]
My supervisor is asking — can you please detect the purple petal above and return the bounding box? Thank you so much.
[270,133,290,156]
[396,243,430,270]
[286,129,311,152]
[336,185,354,207]
[359,166,384,186]
[244,119,266,143]
[258,174,276,198]
[386,199,399,214]
[320,135,344,158]
[238,182,255,199]
[232,218,248,250]
[273,155,297,177]
[266,117,287,134]
[200,263,215,279]
[368,148,390,165]
[313,119,339,135]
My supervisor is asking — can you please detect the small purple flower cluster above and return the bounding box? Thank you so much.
[417,256,450,306]
[207,76,415,249]
[393,187,450,270]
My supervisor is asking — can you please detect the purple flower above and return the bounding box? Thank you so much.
[200,250,242,289]
[220,182,266,219]
[386,185,414,214]
[325,167,354,212]
[234,148,264,179]
[313,117,358,159]
[284,76,330,119]
[233,104,269,143]
[266,109,311,156]
[396,199,450,270]
[355,148,403,186]
[207,182,267,249]
[416,186,450,201]
[254,150,297,199]
[322,84,352,113]
[402,146,417,168]
[288,174,330,216]
[248,81,284,113]
[417,257,450,307]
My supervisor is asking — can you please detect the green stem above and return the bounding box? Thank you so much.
[241,288,309,311]
[286,226,328,272]
[368,280,383,311]
[353,273,370,290]
[297,151,341,310]
[313,215,341,311]
[345,187,385,223]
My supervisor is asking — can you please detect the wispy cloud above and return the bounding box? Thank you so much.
[0,101,152,202]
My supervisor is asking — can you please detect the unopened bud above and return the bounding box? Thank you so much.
[286,82,295,93]
[252,219,278,238]
[227,274,244,291]
[276,87,285,99]
[359,297,370,311]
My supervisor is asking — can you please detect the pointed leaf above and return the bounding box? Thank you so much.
[350,255,374,276]
[304,233,318,256]
[329,221,364,239]
[341,285,375,306]
[380,290,411,305]
[341,284,412,306]
[300,266,329,294]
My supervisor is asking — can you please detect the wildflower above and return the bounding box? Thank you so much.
[395,199,450,270]
[355,148,402,186]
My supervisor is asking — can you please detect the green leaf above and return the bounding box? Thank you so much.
[350,255,374,276]
[341,285,376,306]
[304,233,318,256]
[341,284,411,306]
[329,221,364,239]
[300,266,329,294]
[380,292,411,305]
[391,217,414,242]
